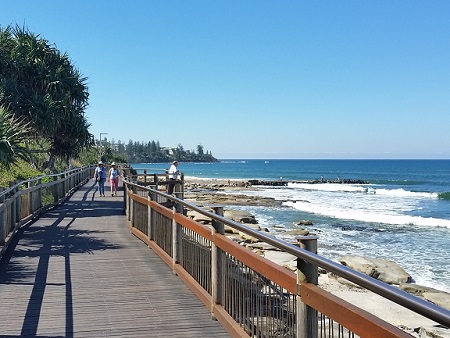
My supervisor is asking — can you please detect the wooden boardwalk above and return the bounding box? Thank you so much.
[0,179,230,338]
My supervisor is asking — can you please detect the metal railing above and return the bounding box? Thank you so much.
[0,165,95,259]
[122,175,450,338]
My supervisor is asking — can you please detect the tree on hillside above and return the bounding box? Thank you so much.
[197,144,204,156]
[0,25,92,170]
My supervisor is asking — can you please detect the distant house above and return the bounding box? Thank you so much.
[111,143,120,152]
[160,147,177,156]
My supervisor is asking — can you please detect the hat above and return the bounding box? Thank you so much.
[173,161,178,164]
[98,161,103,165]
[111,162,116,166]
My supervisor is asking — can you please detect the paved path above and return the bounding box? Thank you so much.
[0,179,230,338]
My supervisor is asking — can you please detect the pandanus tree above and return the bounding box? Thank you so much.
[0,25,93,170]
[0,106,31,168]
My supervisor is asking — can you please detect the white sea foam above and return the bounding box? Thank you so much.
[374,188,437,199]
[288,182,438,199]
[288,182,367,193]
[283,200,450,228]
[228,185,450,228]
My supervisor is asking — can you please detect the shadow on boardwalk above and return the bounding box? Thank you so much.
[0,180,230,338]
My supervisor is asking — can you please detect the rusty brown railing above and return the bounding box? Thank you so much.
[123,175,450,338]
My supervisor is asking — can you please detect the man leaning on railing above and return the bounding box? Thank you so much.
[167,161,179,195]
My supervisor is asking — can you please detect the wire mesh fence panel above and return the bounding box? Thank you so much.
[318,313,358,338]
[133,201,148,236]
[180,227,212,294]
[153,212,173,256]
[221,253,296,337]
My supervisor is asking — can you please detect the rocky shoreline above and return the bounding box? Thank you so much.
[183,177,450,337]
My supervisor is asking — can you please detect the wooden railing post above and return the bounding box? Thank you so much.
[296,236,318,338]
[0,188,5,245]
[128,185,134,226]
[11,181,19,229]
[37,178,42,211]
[52,175,58,203]
[211,206,224,317]
[66,171,69,193]
[172,202,183,269]
[122,180,127,215]
[180,173,184,200]
[28,180,34,215]
[147,191,153,241]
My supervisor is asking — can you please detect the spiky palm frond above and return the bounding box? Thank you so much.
[0,106,31,168]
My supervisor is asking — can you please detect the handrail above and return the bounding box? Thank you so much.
[122,177,450,328]
[0,165,95,198]
[0,165,96,256]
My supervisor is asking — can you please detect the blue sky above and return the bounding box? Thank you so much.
[1,1,449,159]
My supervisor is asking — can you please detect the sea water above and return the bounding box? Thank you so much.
[132,160,450,292]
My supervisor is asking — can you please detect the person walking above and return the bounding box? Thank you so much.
[108,162,119,196]
[167,161,180,195]
[94,161,107,196]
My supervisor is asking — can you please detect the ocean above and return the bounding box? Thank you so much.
[131,159,450,293]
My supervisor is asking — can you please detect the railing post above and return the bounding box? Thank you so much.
[37,178,43,211]
[179,173,185,200]
[0,188,5,245]
[172,202,183,269]
[147,191,153,241]
[66,171,69,193]
[53,175,58,203]
[123,181,127,215]
[28,181,34,215]
[211,206,224,317]
[129,185,134,226]
[153,174,158,192]
[296,236,318,338]
[12,181,19,229]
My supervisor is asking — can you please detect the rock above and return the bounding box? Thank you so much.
[186,210,212,224]
[184,191,283,207]
[224,210,258,224]
[328,273,364,289]
[399,283,442,296]
[263,250,297,271]
[285,229,310,236]
[422,292,450,311]
[338,255,411,285]
[296,220,313,226]
[400,283,450,310]
[246,242,279,251]
[239,232,260,243]
[416,325,450,338]
[224,225,239,234]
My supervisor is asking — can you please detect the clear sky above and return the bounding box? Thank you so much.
[1,1,449,159]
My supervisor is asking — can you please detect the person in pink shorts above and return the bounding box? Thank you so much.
[108,162,119,196]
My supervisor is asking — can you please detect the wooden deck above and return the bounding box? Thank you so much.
[0,179,230,338]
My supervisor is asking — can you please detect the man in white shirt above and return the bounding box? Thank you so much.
[168,161,179,194]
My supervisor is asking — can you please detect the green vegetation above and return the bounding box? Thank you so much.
[98,139,217,164]
[0,25,92,171]
[0,106,31,168]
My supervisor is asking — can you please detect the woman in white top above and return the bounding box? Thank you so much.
[108,162,119,196]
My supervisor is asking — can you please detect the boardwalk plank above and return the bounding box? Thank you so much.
[0,180,231,338]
